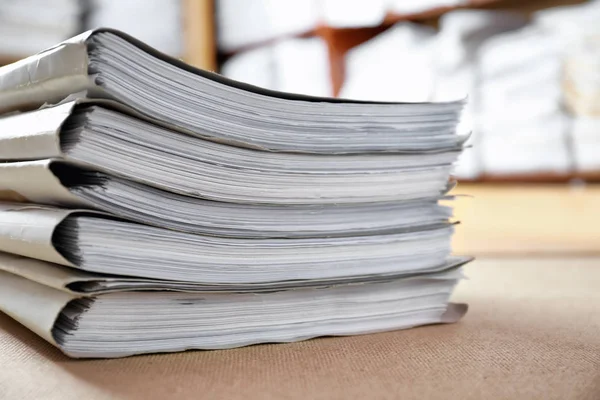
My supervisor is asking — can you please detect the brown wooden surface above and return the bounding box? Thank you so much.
[450,183,600,256]
[1,256,598,400]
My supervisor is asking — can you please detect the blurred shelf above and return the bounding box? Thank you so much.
[460,171,600,184]
[218,0,505,92]
[220,0,503,55]
[321,0,587,94]
[449,183,600,256]
[218,0,586,94]
[182,0,217,71]
[0,55,24,66]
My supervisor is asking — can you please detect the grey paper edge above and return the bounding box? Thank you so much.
[0,25,466,107]
[0,252,473,296]
[90,28,466,107]
[58,97,468,154]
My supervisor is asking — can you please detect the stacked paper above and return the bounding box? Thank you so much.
[0,29,471,358]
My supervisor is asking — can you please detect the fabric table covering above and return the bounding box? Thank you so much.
[0,258,598,400]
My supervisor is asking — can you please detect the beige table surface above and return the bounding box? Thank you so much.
[0,257,598,400]
[450,184,600,255]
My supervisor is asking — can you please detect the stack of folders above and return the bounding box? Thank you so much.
[0,29,472,359]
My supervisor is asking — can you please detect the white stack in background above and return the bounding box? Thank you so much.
[433,10,527,179]
[479,113,571,175]
[340,23,436,103]
[565,31,600,173]
[535,1,600,175]
[217,0,320,52]
[387,0,466,15]
[85,0,183,56]
[339,10,528,179]
[216,0,468,53]
[221,37,333,97]
[477,26,571,176]
[0,0,80,57]
[563,35,600,117]
[571,118,600,172]
[321,0,387,28]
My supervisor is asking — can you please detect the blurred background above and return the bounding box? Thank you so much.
[1,0,599,256]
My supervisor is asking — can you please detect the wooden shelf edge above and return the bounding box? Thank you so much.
[458,171,600,184]
[0,55,25,66]
[182,0,217,71]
